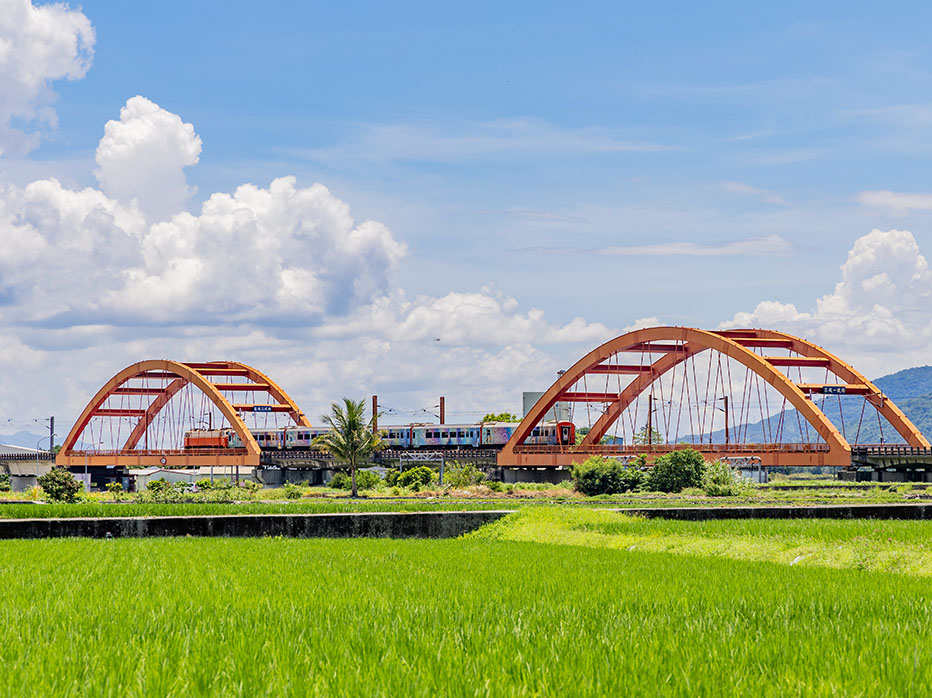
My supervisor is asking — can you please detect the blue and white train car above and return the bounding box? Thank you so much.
[284,427,335,450]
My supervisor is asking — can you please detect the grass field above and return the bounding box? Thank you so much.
[0,479,927,518]
[2,512,932,696]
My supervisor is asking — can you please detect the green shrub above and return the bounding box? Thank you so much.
[570,456,645,496]
[486,480,504,492]
[646,449,706,493]
[147,478,172,493]
[0,473,11,492]
[701,460,752,497]
[444,461,486,488]
[282,483,302,499]
[105,481,123,494]
[329,472,351,490]
[37,467,83,503]
[384,468,400,487]
[237,480,262,493]
[397,466,436,491]
[355,470,382,491]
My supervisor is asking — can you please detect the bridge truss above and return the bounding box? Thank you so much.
[498,327,930,468]
[57,360,310,469]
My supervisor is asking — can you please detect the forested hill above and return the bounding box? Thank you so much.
[695,365,932,445]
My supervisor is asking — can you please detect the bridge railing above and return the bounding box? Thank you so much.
[851,445,932,457]
[67,449,250,457]
[1,452,54,461]
[514,443,831,455]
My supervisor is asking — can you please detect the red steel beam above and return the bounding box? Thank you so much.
[560,392,622,402]
[138,372,179,380]
[622,343,687,353]
[94,409,148,417]
[715,330,759,339]
[211,383,271,391]
[586,365,652,374]
[797,384,871,395]
[197,368,251,376]
[113,387,167,395]
[733,338,795,349]
[765,356,831,367]
[183,362,238,370]
[231,403,292,413]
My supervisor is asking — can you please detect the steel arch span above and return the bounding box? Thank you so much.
[57,360,311,469]
[498,327,930,468]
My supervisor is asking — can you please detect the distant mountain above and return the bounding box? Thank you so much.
[0,430,53,450]
[685,366,932,445]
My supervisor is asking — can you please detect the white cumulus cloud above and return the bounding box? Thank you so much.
[722,229,932,376]
[0,0,94,155]
[95,95,202,221]
[0,97,618,425]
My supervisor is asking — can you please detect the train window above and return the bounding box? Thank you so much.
[441,431,448,438]
[457,431,464,437]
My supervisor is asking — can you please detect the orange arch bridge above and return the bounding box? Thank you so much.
[57,360,310,469]
[498,327,930,468]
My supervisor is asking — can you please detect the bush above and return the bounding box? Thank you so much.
[355,469,382,491]
[384,468,400,487]
[105,481,123,494]
[646,449,706,493]
[329,472,351,490]
[0,473,11,492]
[444,461,486,488]
[486,479,504,492]
[282,482,302,499]
[397,466,436,491]
[147,478,172,493]
[570,456,645,496]
[237,480,262,493]
[701,460,751,497]
[37,467,83,503]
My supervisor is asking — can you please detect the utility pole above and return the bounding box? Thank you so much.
[647,391,654,447]
[439,396,445,425]
[49,416,55,451]
[724,395,729,446]
[372,395,378,434]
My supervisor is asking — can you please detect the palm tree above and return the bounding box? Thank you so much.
[313,398,382,497]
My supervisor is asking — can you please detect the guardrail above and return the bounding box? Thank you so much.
[513,443,832,455]
[1,452,54,461]
[851,445,932,457]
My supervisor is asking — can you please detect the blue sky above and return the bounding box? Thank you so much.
[32,0,931,323]
[2,0,932,433]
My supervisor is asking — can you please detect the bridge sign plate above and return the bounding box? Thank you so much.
[252,405,273,412]
[823,386,847,395]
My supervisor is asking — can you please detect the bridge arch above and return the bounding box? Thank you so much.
[57,360,310,469]
[498,327,929,468]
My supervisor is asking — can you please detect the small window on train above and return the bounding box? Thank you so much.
[442,431,448,438]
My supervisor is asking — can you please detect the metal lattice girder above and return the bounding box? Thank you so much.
[397,451,447,463]
[498,326,930,469]
[57,360,310,469]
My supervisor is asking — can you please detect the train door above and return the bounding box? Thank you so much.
[557,421,575,446]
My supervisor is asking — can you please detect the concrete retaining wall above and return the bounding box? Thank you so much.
[0,510,512,540]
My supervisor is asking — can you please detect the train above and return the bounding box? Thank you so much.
[184,420,576,452]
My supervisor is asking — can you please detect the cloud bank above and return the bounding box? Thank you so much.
[722,228,932,377]
[0,93,614,424]
[0,0,94,155]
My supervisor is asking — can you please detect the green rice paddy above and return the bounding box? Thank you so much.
[2,510,932,695]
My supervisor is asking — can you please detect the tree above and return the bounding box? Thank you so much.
[313,398,383,497]
[37,466,83,503]
[481,412,520,423]
[632,424,663,445]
